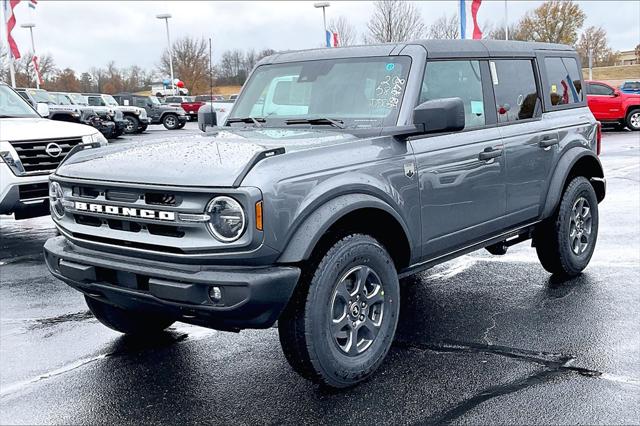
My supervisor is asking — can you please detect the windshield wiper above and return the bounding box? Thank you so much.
[285,118,345,129]
[226,116,265,127]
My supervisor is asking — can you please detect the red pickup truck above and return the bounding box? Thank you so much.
[585,80,640,131]
[164,96,205,121]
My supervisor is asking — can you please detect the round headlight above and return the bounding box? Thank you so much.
[49,181,64,218]
[206,196,246,242]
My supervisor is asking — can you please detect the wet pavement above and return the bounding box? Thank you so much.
[1,125,639,424]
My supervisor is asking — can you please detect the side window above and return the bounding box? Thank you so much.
[420,60,486,129]
[490,59,541,123]
[588,83,614,96]
[544,57,583,106]
[134,98,146,108]
[87,96,100,106]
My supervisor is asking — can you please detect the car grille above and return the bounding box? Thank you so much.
[9,137,84,175]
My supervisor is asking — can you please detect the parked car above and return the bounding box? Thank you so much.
[0,82,107,219]
[195,94,226,102]
[113,93,187,130]
[44,40,605,388]
[16,88,90,124]
[619,80,640,94]
[585,80,640,130]
[151,83,189,97]
[81,93,150,134]
[164,95,205,121]
[50,92,123,139]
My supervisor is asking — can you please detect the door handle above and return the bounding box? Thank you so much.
[478,148,503,161]
[539,137,559,148]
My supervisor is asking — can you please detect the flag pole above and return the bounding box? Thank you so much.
[504,0,509,41]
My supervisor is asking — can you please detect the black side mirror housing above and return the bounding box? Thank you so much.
[413,97,466,134]
[198,104,218,132]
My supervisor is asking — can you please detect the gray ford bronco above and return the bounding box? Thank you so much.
[44,40,605,388]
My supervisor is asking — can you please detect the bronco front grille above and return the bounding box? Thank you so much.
[52,178,260,257]
[9,137,83,174]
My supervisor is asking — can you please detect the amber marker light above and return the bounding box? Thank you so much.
[255,201,263,231]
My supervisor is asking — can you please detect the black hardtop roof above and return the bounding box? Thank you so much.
[261,39,574,64]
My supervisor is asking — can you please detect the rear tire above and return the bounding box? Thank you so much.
[85,296,175,335]
[625,109,640,131]
[123,115,139,134]
[533,176,599,277]
[278,234,400,388]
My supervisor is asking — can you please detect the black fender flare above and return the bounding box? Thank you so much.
[277,193,413,264]
[540,147,604,220]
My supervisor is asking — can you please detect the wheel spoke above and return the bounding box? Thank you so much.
[366,285,385,306]
[347,328,359,355]
[334,280,351,304]
[352,266,370,296]
[331,314,350,334]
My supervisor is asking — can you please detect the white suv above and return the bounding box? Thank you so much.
[0,83,107,219]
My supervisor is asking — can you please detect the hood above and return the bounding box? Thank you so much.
[0,117,97,141]
[56,128,358,187]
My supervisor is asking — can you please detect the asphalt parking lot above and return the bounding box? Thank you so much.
[1,124,638,424]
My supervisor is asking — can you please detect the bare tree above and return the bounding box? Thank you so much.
[329,16,358,46]
[427,14,459,40]
[159,36,209,94]
[485,22,526,41]
[518,0,585,45]
[576,26,618,67]
[366,0,425,43]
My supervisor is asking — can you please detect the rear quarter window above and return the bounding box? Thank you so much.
[544,57,583,107]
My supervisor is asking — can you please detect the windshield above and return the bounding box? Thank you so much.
[68,93,88,105]
[103,95,119,106]
[149,96,161,105]
[28,89,54,104]
[230,56,411,128]
[0,85,40,118]
[51,93,72,105]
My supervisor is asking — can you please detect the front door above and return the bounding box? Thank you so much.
[587,82,622,121]
[410,59,506,259]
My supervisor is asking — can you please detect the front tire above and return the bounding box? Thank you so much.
[176,121,186,129]
[625,109,640,131]
[162,113,179,130]
[278,234,400,388]
[533,176,599,276]
[85,296,175,335]
[136,123,148,133]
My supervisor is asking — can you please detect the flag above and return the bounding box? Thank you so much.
[325,30,331,48]
[459,0,483,40]
[32,55,43,85]
[333,32,339,47]
[4,0,22,59]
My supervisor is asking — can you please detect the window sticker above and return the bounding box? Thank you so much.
[551,84,557,94]
[489,61,498,85]
[371,75,406,109]
[386,63,395,71]
[470,100,484,115]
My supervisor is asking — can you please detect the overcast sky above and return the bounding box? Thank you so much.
[5,0,640,75]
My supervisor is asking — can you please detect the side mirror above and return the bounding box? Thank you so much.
[613,89,621,97]
[413,97,465,134]
[36,102,50,118]
[198,104,218,132]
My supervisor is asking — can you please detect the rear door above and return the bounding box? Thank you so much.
[491,58,556,226]
[410,59,506,259]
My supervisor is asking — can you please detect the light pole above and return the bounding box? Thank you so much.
[314,2,330,47]
[156,13,175,95]
[20,22,39,88]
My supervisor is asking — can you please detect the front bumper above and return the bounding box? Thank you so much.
[44,236,301,331]
[0,162,50,219]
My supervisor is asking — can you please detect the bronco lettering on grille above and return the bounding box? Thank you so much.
[74,201,175,221]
